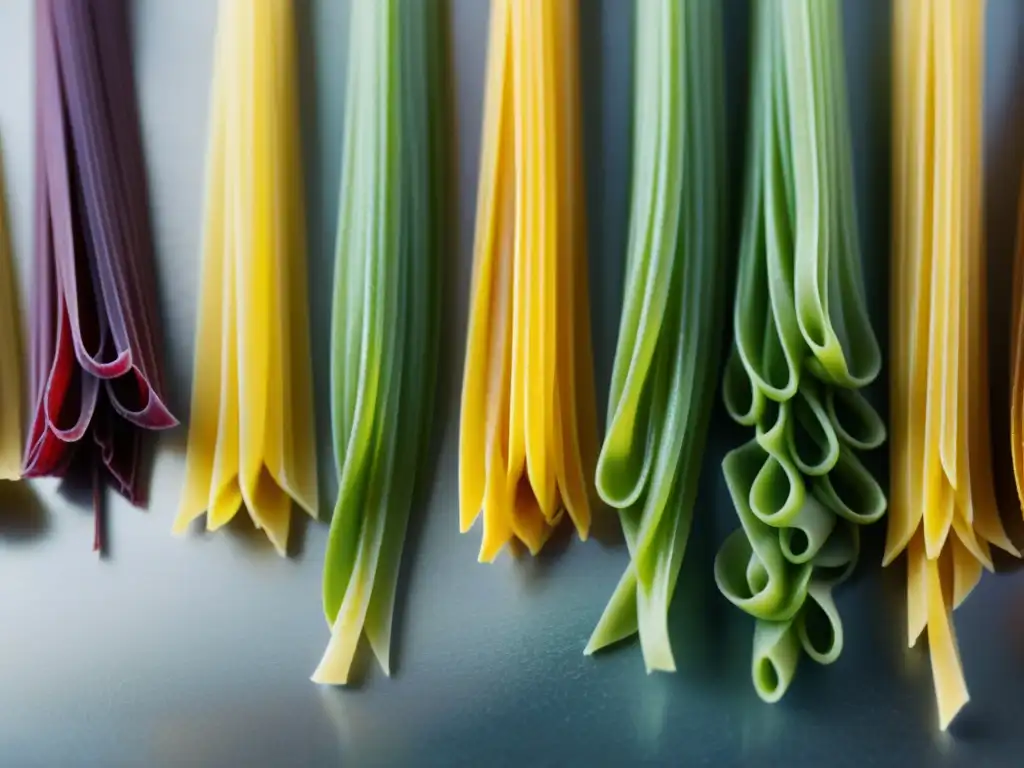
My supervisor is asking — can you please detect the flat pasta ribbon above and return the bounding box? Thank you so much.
[0,143,22,482]
[889,0,1018,731]
[715,0,886,704]
[314,0,447,686]
[26,0,177,551]
[459,0,597,561]
[175,0,318,557]
[1013,164,1024,511]
[584,0,728,674]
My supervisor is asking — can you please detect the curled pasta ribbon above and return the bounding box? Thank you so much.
[314,0,447,686]
[459,0,597,561]
[175,0,318,557]
[28,0,177,551]
[0,144,21,482]
[584,0,727,674]
[715,0,886,704]
[889,0,1017,731]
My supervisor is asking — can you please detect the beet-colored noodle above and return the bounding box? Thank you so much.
[24,0,177,553]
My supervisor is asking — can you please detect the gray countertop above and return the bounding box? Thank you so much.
[0,1,1023,765]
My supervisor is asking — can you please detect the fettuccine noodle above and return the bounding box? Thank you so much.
[584,0,727,673]
[890,0,1019,731]
[715,0,886,703]
[1014,174,1024,512]
[459,0,597,560]
[0,144,20,482]
[175,0,318,556]
[314,0,447,686]
[28,0,177,551]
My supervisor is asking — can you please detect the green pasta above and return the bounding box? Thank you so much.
[314,0,445,685]
[586,0,727,672]
[715,0,885,702]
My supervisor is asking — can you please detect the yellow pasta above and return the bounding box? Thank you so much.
[174,0,318,555]
[1011,165,1024,509]
[888,0,1017,731]
[459,0,596,560]
[0,143,21,482]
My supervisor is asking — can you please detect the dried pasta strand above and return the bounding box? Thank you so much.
[175,0,318,556]
[1013,167,1024,510]
[28,0,177,551]
[715,0,886,704]
[585,0,727,674]
[0,143,21,481]
[888,0,1016,731]
[459,0,512,535]
[459,0,596,560]
[315,0,446,685]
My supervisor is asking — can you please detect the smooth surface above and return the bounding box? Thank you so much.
[0,1,1022,765]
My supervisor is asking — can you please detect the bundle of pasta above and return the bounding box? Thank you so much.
[583,0,726,672]
[889,0,1017,731]
[175,0,318,557]
[0,145,21,482]
[28,0,177,551]
[458,0,597,560]
[714,0,886,703]
[314,0,446,686]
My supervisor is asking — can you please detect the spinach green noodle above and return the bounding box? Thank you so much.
[585,0,727,672]
[315,0,447,685]
[714,0,886,703]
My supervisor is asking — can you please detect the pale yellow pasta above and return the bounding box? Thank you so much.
[175,0,318,555]
[888,0,1017,731]
[0,144,21,482]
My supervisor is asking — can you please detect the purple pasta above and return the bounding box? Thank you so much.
[24,0,176,553]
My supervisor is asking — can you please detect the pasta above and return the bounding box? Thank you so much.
[314,0,447,686]
[459,0,597,560]
[1015,173,1024,510]
[175,0,318,557]
[715,0,886,703]
[889,0,1017,731]
[27,0,176,551]
[583,0,727,673]
[0,144,20,482]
